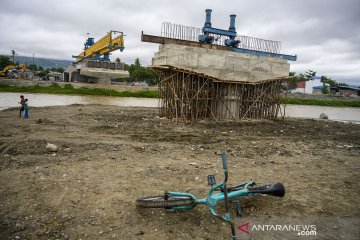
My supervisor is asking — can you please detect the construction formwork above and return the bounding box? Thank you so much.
[155,65,288,123]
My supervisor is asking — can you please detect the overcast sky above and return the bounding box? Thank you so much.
[0,0,359,84]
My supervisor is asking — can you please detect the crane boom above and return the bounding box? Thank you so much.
[73,31,124,63]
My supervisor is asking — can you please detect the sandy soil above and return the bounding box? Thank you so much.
[0,105,359,240]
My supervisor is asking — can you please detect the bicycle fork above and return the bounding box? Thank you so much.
[221,152,237,240]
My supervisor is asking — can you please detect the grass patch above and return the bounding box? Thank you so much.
[0,83,159,98]
[286,98,360,107]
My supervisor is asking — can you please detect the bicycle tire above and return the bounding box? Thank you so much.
[136,195,195,208]
[249,182,285,197]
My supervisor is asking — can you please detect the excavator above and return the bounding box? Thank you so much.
[0,64,27,79]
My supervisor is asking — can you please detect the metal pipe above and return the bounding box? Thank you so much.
[229,14,236,32]
[205,9,212,28]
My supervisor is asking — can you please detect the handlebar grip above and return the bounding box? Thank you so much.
[221,151,228,171]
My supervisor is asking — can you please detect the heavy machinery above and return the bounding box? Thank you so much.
[197,9,296,61]
[0,64,17,77]
[72,31,124,62]
[198,9,240,48]
[64,30,128,84]
[0,64,27,79]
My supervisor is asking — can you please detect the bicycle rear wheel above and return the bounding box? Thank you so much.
[136,195,195,208]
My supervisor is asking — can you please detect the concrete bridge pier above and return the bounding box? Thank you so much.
[64,60,129,84]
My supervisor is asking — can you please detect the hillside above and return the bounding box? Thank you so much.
[13,55,72,68]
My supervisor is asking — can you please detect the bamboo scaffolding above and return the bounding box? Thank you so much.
[154,65,288,123]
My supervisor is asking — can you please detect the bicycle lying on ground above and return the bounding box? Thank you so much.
[136,152,285,240]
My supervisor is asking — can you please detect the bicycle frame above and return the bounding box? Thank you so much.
[167,180,255,218]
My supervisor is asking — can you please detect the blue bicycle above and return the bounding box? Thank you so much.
[136,152,285,240]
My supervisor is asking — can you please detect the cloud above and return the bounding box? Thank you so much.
[0,0,359,84]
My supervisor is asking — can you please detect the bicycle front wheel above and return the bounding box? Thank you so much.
[136,195,195,208]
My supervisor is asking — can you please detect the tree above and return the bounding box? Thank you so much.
[28,64,38,71]
[36,69,50,78]
[0,55,14,69]
[49,67,64,73]
[304,69,316,81]
[56,67,65,73]
[128,58,142,81]
[320,75,337,94]
[127,58,158,85]
[134,58,141,68]
[320,75,337,87]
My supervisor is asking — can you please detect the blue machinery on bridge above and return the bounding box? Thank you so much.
[159,9,296,61]
[198,9,239,47]
[198,9,296,61]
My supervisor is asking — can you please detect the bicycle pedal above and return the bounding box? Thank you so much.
[207,174,216,186]
[236,208,243,217]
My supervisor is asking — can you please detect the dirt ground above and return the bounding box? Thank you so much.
[0,105,359,240]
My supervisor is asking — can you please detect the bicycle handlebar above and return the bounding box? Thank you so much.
[221,151,228,172]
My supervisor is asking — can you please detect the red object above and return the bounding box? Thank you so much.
[296,81,305,88]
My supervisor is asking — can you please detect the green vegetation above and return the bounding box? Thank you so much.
[286,98,360,107]
[0,83,159,98]
[0,55,15,69]
[124,58,158,85]
[28,64,65,73]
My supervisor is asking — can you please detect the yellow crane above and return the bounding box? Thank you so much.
[73,31,124,63]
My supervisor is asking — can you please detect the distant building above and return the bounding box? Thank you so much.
[312,85,324,94]
[23,69,34,79]
[49,71,63,81]
[330,86,360,97]
[293,77,329,94]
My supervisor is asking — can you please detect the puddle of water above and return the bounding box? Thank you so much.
[285,105,360,122]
